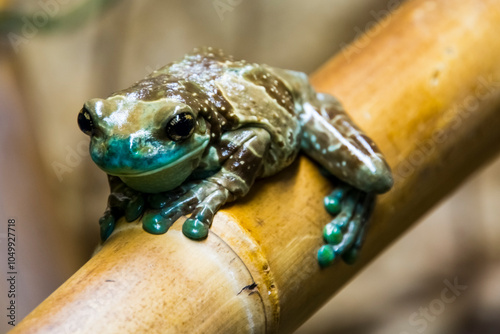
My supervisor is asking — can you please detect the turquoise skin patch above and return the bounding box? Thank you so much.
[90,134,208,175]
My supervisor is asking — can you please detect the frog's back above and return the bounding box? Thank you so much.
[115,48,303,174]
[187,48,304,171]
[212,56,304,172]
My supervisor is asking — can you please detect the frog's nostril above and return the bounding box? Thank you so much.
[130,137,143,151]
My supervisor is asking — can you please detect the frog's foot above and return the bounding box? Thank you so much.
[141,180,231,240]
[99,176,147,241]
[317,187,375,268]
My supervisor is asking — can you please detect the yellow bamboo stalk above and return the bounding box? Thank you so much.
[11,0,500,332]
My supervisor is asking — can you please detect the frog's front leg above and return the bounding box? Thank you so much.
[143,128,271,240]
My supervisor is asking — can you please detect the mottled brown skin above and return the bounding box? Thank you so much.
[78,47,393,265]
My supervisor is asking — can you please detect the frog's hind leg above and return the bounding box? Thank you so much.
[301,93,393,193]
[300,92,390,266]
[275,69,392,266]
[267,67,393,266]
[267,67,393,192]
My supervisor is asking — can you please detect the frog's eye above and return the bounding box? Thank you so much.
[77,107,94,136]
[165,112,196,141]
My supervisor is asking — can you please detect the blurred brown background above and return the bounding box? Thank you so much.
[0,0,499,333]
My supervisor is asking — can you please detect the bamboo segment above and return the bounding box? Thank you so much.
[11,0,500,332]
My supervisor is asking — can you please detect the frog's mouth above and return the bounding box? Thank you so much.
[107,144,207,193]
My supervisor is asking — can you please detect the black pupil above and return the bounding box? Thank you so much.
[78,108,93,135]
[167,113,195,140]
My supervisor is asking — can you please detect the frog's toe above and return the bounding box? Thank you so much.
[317,245,336,267]
[160,196,197,223]
[341,243,360,265]
[181,204,217,240]
[324,187,346,215]
[146,183,193,211]
[99,211,116,241]
[182,218,209,240]
[125,195,146,222]
[142,210,174,234]
[320,189,374,267]
[341,214,369,264]
[147,193,171,210]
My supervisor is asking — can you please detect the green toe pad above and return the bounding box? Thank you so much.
[142,212,169,234]
[182,219,209,240]
[324,189,344,215]
[317,245,336,267]
[125,196,145,222]
[99,214,115,241]
[323,223,343,245]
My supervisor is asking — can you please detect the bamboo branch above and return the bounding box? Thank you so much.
[11,0,500,332]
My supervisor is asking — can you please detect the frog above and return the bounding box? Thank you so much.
[77,47,393,267]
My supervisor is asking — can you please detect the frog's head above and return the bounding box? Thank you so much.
[78,95,210,193]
